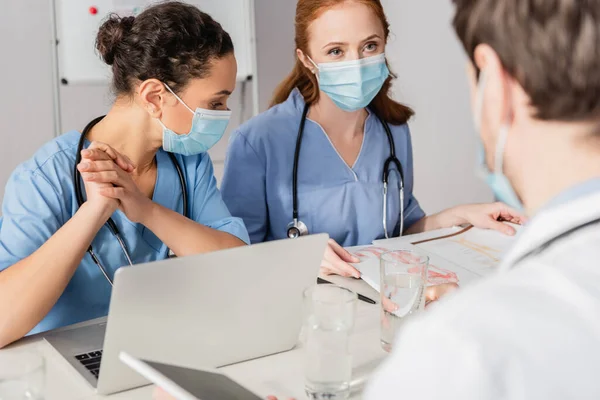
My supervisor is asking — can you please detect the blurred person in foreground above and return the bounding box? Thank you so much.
[367,0,600,398]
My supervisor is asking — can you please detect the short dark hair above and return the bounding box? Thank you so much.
[452,0,600,121]
[96,1,234,95]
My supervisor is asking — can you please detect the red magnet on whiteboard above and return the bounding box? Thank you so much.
[89,6,98,15]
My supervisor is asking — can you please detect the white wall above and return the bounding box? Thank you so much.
[253,0,296,111]
[382,0,493,213]
[0,0,56,202]
[0,0,489,215]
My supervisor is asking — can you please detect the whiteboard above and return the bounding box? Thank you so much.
[55,0,255,84]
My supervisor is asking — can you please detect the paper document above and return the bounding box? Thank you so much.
[348,225,520,293]
[414,226,519,276]
[347,244,480,292]
[345,246,389,292]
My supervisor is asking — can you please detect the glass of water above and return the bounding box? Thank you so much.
[380,250,429,352]
[303,284,357,400]
[0,350,45,400]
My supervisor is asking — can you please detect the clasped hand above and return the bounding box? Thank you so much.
[77,141,152,223]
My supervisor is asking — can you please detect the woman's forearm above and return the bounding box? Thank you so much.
[140,202,245,257]
[0,202,115,348]
[404,207,466,235]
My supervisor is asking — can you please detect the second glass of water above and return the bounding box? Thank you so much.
[380,250,429,352]
[303,284,357,400]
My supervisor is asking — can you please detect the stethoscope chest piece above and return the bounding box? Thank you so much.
[287,219,309,239]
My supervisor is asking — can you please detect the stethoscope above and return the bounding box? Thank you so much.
[286,104,405,240]
[74,116,189,286]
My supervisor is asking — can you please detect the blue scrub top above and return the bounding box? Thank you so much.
[221,89,425,246]
[0,131,249,335]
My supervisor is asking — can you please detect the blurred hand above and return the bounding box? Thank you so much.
[78,142,153,223]
[266,397,296,400]
[320,239,361,278]
[153,388,175,400]
[424,283,458,308]
[381,283,459,314]
[451,202,527,236]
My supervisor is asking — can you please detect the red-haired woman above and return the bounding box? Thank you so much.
[221,0,524,277]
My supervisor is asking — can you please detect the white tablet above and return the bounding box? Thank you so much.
[119,352,263,400]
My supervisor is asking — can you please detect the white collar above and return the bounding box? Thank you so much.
[501,192,600,269]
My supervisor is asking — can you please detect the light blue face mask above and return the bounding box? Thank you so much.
[159,84,231,156]
[308,53,389,112]
[474,71,524,210]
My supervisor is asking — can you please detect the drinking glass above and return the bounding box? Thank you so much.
[380,250,429,352]
[303,284,357,400]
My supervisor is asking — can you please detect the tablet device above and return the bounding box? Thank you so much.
[119,352,263,400]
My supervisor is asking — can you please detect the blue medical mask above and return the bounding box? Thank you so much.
[308,53,389,112]
[159,84,231,156]
[474,71,524,210]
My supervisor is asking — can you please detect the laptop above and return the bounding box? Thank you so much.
[43,234,328,395]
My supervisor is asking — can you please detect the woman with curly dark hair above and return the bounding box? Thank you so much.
[0,1,248,347]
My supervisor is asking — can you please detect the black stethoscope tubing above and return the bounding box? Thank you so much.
[287,103,405,239]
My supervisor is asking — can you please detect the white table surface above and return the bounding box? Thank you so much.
[3,278,386,400]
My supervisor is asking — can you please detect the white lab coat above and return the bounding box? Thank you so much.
[365,191,600,400]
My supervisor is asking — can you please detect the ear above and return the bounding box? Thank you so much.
[473,44,514,125]
[137,79,175,119]
[297,49,317,74]
[473,44,493,73]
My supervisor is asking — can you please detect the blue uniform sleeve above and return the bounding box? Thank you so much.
[0,170,66,271]
[400,126,426,232]
[221,131,268,244]
[192,154,250,244]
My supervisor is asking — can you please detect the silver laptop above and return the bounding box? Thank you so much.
[44,234,328,395]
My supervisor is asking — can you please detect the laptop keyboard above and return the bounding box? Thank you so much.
[75,350,103,379]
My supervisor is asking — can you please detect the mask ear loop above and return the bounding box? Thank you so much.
[474,70,488,132]
[474,69,496,178]
[475,70,510,175]
[494,125,510,175]
[305,55,320,82]
[163,83,195,114]
[494,73,515,176]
